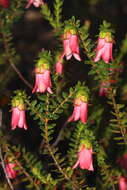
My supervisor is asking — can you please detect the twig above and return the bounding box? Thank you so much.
[10,62,33,90]
[52,120,68,147]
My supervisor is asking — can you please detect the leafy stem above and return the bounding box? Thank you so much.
[44,94,79,190]
[108,88,127,145]
[52,88,76,114]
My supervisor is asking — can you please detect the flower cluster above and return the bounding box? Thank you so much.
[8,13,119,184]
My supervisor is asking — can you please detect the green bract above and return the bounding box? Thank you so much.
[36,59,50,70]
[64,25,77,35]
[75,87,89,102]
[80,139,92,150]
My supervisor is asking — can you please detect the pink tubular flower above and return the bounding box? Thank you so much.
[117,153,127,171]
[26,0,44,8]
[73,144,94,171]
[55,61,63,75]
[55,53,64,75]
[32,67,52,94]
[94,33,113,63]
[63,31,81,61]
[5,162,17,179]
[118,177,127,190]
[68,98,88,124]
[11,91,28,130]
[0,0,9,8]
[11,107,28,130]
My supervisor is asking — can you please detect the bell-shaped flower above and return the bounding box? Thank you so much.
[11,106,28,130]
[55,53,64,75]
[11,94,28,130]
[73,142,94,171]
[68,89,89,124]
[5,160,17,179]
[68,99,88,124]
[94,32,113,63]
[26,0,44,8]
[0,0,9,8]
[118,177,127,190]
[32,61,52,94]
[62,29,81,61]
[55,61,63,75]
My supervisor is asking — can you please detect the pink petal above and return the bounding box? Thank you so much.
[33,0,44,7]
[68,105,81,122]
[79,148,93,170]
[119,177,127,190]
[70,35,81,61]
[72,160,80,169]
[37,73,47,92]
[55,61,63,75]
[32,73,40,93]
[80,103,88,124]
[89,162,94,171]
[18,110,27,129]
[102,42,112,63]
[26,0,44,8]
[94,47,105,62]
[43,70,51,87]
[24,123,28,130]
[73,105,81,121]
[32,73,47,93]
[63,39,72,60]
[25,0,33,8]
[68,113,74,122]
[11,108,20,130]
[47,87,53,94]
[5,163,17,179]
[73,53,81,61]
[96,38,105,50]
[66,54,72,60]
